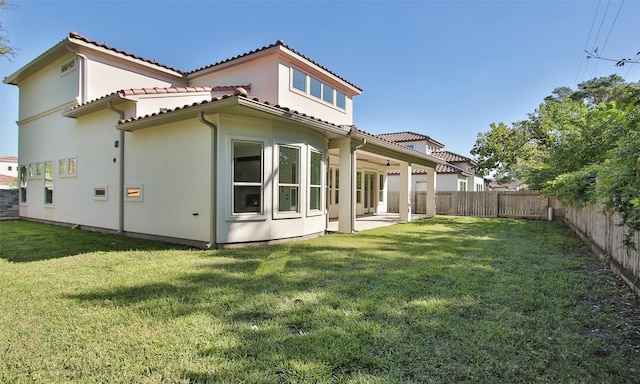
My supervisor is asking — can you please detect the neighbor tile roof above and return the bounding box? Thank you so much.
[376,132,445,147]
[0,156,18,162]
[432,150,476,165]
[436,163,467,174]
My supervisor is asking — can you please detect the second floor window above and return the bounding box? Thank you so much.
[291,67,347,110]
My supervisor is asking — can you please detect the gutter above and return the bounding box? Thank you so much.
[198,111,218,249]
[107,101,125,234]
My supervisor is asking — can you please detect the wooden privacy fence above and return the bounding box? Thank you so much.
[565,204,640,296]
[435,191,557,219]
[387,190,561,219]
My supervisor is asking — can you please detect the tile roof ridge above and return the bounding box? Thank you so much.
[68,31,184,75]
[187,39,362,92]
[119,84,252,96]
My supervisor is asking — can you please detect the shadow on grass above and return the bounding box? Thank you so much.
[64,218,540,381]
[0,220,187,262]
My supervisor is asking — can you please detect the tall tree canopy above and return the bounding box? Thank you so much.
[472,75,640,245]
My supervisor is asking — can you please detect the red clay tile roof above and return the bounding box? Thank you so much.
[436,163,467,174]
[387,164,467,175]
[387,169,431,176]
[117,93,343,127]
[69,32,183,74]
[0,156,18,162]
[432,150,477,165]
[0,174,16,183]
[376,132,445,147]
[69,32,361,92]
[67,85,251,112]
[120,85,251,96]
[187,40,363,92]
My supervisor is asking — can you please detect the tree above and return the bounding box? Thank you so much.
[0,0,16,60]
[472,76,640,246]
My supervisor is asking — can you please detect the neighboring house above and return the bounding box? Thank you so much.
[376,132,444,154]
[381,132,487,193]
[0,156,18,189]
[487,179,521,191]
[431,150,487,191]
[3,32,445,247]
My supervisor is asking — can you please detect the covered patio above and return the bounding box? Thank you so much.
[327,213,431,233]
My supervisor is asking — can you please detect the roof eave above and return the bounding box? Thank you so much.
[3,39,70,85]
[62,93,131,118]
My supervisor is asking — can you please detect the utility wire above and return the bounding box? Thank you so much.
[589,0,612,79]
[576,0,602,85]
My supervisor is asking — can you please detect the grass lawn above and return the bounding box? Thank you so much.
[1,217,639,383]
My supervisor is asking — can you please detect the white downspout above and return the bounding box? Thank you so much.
[198,111,218,249]
[107,101,126,234]
[65,44,88,104]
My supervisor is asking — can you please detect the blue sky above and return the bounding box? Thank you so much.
[1,0,638,158]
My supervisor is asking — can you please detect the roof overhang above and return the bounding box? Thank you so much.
[62,93,132,118]
[116,95,351,140]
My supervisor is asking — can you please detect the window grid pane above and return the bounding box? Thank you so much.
[233,140,263,214]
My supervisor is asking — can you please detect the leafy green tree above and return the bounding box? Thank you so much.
[472,76,640,245]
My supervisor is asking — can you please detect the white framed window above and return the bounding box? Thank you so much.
[290,67,347,110]
[476,184,484,191]
[44,161,54,205]
[322,84,334,104]
[379,174,385,202]
[356,171,362,203]
[292,68,306,92]
[58,157,77,177]
[28,163,42,179]
[19,165,27,203]
[277,144,300,215]
[125,185,143,202]
[232,140,263,215]
[309,150,322,212]
[94,186,108,201]
[336,91,346,109]
[458,180,467,192]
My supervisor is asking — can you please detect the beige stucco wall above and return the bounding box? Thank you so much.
[18,109,121,229]
[188,55,279,103]
[83,51,182,102]
[18,53,78,120]
[216,114,327,245]
[123,118,212,243]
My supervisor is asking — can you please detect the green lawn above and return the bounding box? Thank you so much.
[1,217,638,383]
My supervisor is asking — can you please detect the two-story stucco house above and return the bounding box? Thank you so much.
[4,32,445,247]
[431,150,487,192]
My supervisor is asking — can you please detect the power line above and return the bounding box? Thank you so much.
[589,0,612,78]
[576,0,602,85]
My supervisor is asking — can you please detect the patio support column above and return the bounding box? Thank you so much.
[426,166,436,217]
[337,137,353,233]
[399,161,412,223]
